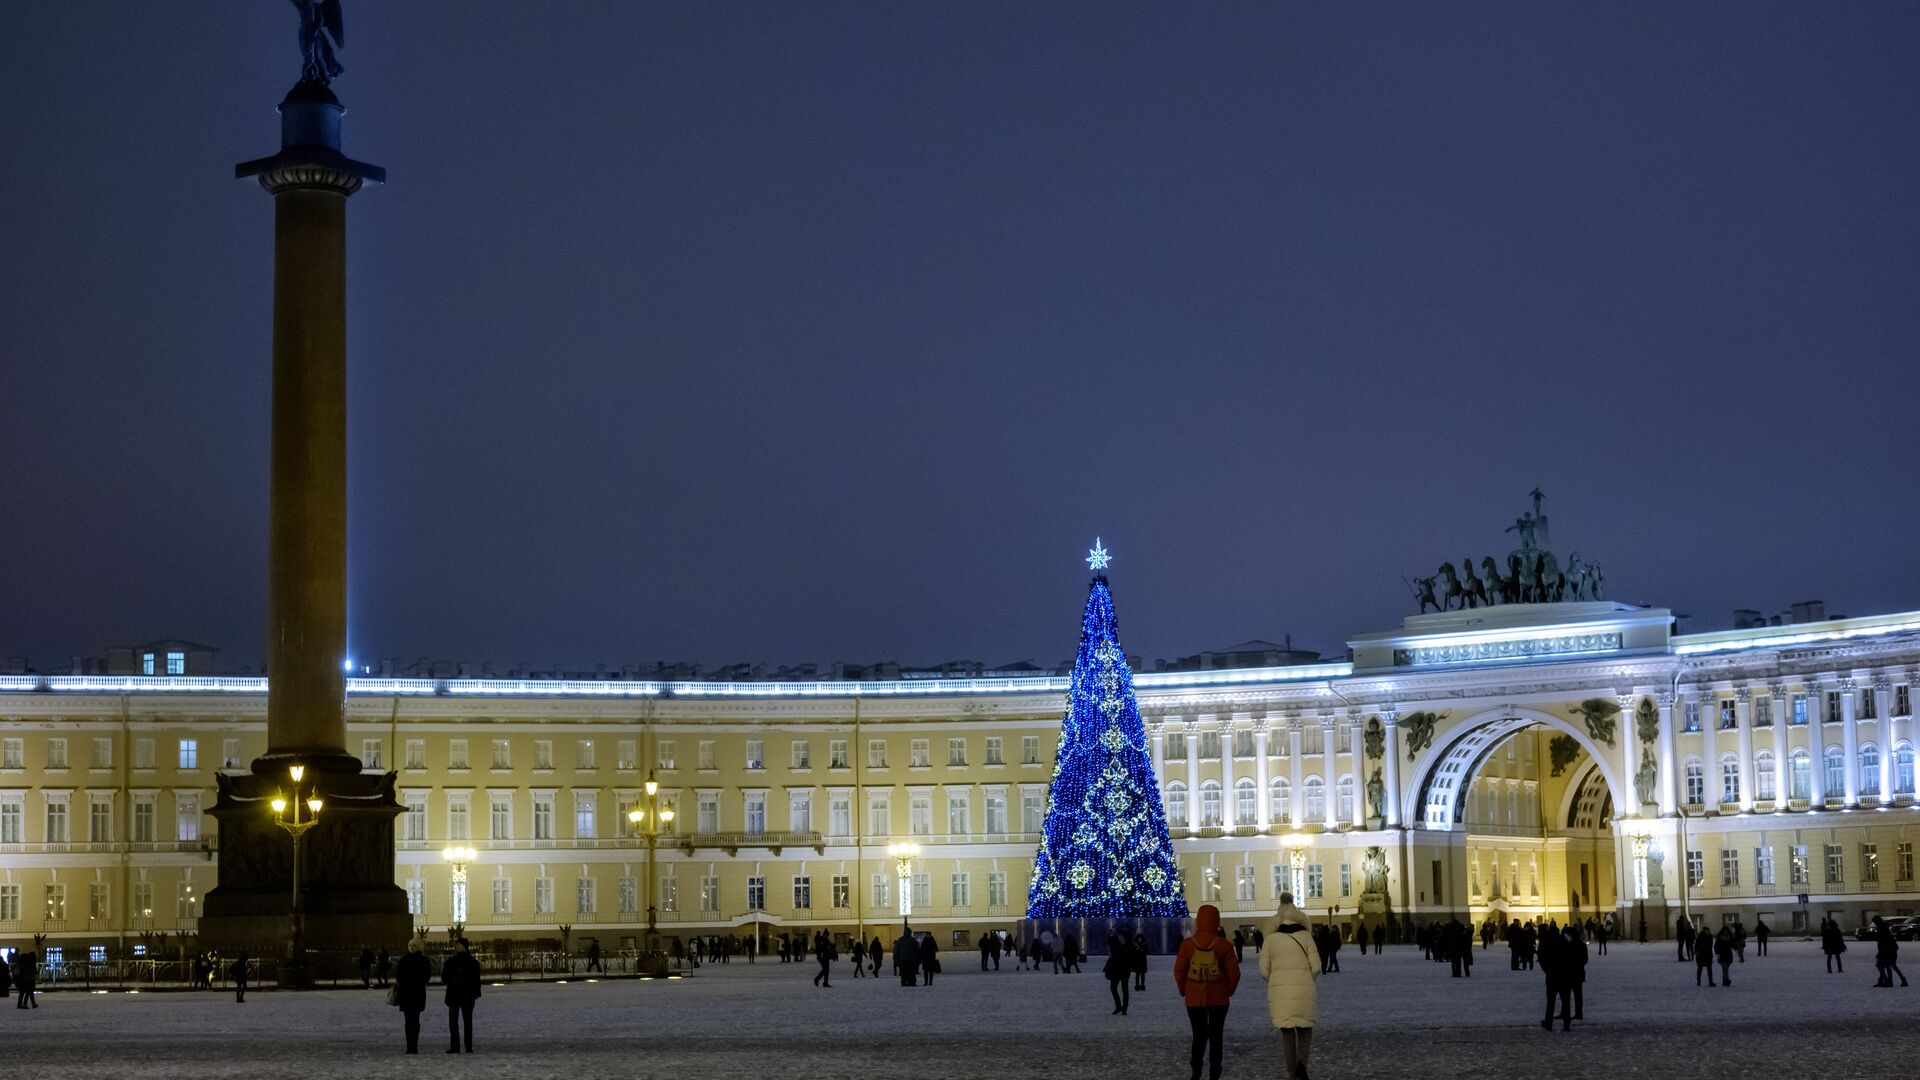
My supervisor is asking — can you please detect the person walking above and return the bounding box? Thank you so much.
[586,939,603,973]
[1821,917,1847,973]
[869,935,884,978]
[850,938,866,978]
[1132,932,1150,992]
[376,946,392,988]
[230,952,250,1004]
[1260,894,1320,1080]
[980,933,994,972]
[394,936,433,1054]
[1733,919,1747,963]
[813,931,835,988]
[1694,926,1717,987]
[14,950,37,1009]
[1714,927,1735,988]
[1564,927,1589,1020]
[1538,926,1572,1031]
[1062,933,1081,974]
[1675,915,1693,962]
[1371,923,1385,956]
[1232,928,1246,963]
[442,937,482,1054]
[1754,918,1770,957]
[1015,939,1029,971]
[895,929,919,987]
[1873,917,1909,987]
[920,934,940,985]
[1175,904,1241,1080]
[1104,935,1133,1015]
[358,946,374,989]
[0,947,12,1000]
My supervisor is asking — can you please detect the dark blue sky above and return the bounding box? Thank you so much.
[4,3,1917,672]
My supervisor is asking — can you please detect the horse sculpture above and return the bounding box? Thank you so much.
[1408,544,1606,613]
[1436,562,1464,612]
[1460,557,1489,608]
[1480,556,1507,606]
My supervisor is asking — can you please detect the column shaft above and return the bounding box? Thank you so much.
[1253,723,1271,830]
[1657,694,1678,815]
[1841,680,1861,807]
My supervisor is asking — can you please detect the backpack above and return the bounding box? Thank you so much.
[1187,941,1224,983]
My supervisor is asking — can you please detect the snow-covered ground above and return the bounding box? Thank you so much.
[2,939,1911,1079]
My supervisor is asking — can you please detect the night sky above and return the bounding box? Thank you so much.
[4,3,1917,674]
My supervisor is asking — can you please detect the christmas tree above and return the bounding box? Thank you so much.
[1027,541,1187,918]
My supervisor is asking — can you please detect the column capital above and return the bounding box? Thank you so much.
[1769,682,1790,700]
[1839,676,1858,692]
[1657,692,1676,709]
[1734,687,1752,702]
[1872,675,1894,692]
[1378,706,1399,724]
[1145,717,1164,735]
[1616,692,1638,711]
[1250,717,1270,735]
[1318,712,1336,729]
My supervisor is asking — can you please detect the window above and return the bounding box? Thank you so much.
[1755,751,1777,802]
[447,795,471,841]
[984,791,1007,835]
[829,740,848,769]
[141,652,155,676]
[832,874,850,909]
[489,794,512,840]
[793,875,812,909]
[1684,758,1704,806]
[1022,790,1044,833]
[361,739,383,770]
[868,740,888,769]
[947,738,967,767]
[46,738,68,769]
[175,793,199,842]
[45,798,69,844]
[829,793,851,837]
[1303,777,1325,822]
[1792,696,1808,726]
[745,792,766,835]
[1824,746,1845,800]
[910,793,932,836]
[448,739,469,770]
[1720,754,1740,804]
[1756,846,1775,886]
[0,798,19,844]
[1271,778,1291,822]
[1305,864,1324,900]
[1755,697,1773,728]
[911,873,930,909]
[746,876,765,911]
[165,651,185,675]
[1827,692,1843,725]
[1718,700,1738,730]
[697,793,719,834]
[1163,781,1187,828]
[950,872,970,908]
[1790,844,1809,886]
[868,792,891,837]
[1682,702,1700,733]
[697,741,715,770]
[988,871,1008,908]
[1899,685,1912,717]
[946,790,970,835]
[1790,749,1811,801]
[491,739,511,770]
[1233,729,1254,759]
[90,880,110,921]
[131,796,155,843]
[1862,843,1880,884]
[1899,842,1914,883]
[1201,866,1221,902]
[90,737,112,769]
[910,740,931,767]
[790,741,810,770]
[701,875,720,913]
[573,792,596,839]
[618,876,638,914]
[177,740,197,769]
[405,880,424,916]
[1022,736,1040,765]
[132,880,152,919]
[534,877,554,915]
[405,739,425,770]
[1236,865,1256,902]
[403,794,426,841]
[872,874,891,909]
[576,740,596,771]
[1340,862,1352,898]
[1825,843,1844,885]
[789,790,812,833]
[985,737,1004,766]
[1896,743,1916,796]
[89,797,112,843]
[744,741,764,770]
[0,883,17,920]
[1199,780,1222,827]
[133,738,154,769]
[1166,732,1187,761]
[1861,745,1881,797]
[170,882,187,919]
[1229,778,1256,824]
[1337,776,1356,822]
[1685,850,1703,888]
[1720,848,1739,887]
[216,737,238,769]
[1199,731,1221,760]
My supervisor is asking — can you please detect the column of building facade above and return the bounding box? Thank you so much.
[1288,716,1305,828]
[1320,712,1339,829]
[1146,714,1166,793]
[1346,716,1365,829]
[1695,687,1717,809]
[1656,692,1678,815]
[1841,676,1861,808]
[1216,716,1235,831]
[1769,683,1790,810]
[1183,717,1201,836]
[1252,717,1271,831]
[1616,693,1640,816]
[1875,676,1895,803]
[1734,687,1755,813]
[1380,709,1402,828]
[1808,679,1828,805]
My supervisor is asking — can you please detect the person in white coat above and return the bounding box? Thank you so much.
[1259,894,1322,1080]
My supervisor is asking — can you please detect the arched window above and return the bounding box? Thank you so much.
[1824,745,1845,800]
[1199,780,1222,827]
[1860,744,1881,797]
[1303,776,1325,822]
[1895,742,1915,796]
[1719,753,1740,805]
[1790,748,1812,802]
[1754,750,1777,802]
[1234,778,1257,824]
[1683,757,1705,806]
[1337,775,1356,823]
[1270,777,1291,822]
[1165,782,1188,829]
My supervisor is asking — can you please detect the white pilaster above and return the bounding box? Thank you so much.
[1382,710,1403,828]
[1809,684,1828,806]
[1657,692,1678,816]
[1218,717,1236,832]
[1769,683,1790,810]
[1698,688,1718,809]
[1735,688,1754,813]
[1841,677,1860,808]
[1184,718,1201,836]
[1876,678,1895,804]
[1320,712,1339,830]
[1617,693,1640,812]
[1347,718,1364,829]
[1252,718,1271,831]
[1288,717,1305,827]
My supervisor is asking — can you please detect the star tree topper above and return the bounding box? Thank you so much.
[1086,538,1112,572]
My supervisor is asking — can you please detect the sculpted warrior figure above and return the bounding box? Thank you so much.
[291,0,347,84]
[1362,846,1389,895]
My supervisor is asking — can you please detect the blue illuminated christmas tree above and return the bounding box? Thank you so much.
[1027,541,1187,918]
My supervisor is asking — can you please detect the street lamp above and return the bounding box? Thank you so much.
[887,841,920,934]
[1630,832,1651,943]
[269,765,324,970]
[443,845,477,934]
[1280,829,1312,904]
[627,771,676,950]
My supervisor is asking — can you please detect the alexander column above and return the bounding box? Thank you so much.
[201,2,410,978]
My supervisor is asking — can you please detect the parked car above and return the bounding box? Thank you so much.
[1888,916,1920,941]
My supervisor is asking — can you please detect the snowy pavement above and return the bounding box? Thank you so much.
[2,940,1913,1079]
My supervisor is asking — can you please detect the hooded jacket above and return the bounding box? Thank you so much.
[1258,906,1320,1028]
[1174,904,1241,1007]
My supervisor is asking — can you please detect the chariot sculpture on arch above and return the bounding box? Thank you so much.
[1407,489,1607,612]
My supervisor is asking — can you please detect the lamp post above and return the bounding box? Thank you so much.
[887,841,920,934]
[443,845,476,937]
[1281,830,1311,904]
[269,765,324,971]
[627,771,676,950]
[1630,832,1651,944]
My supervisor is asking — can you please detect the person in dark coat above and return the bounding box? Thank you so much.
[1231,929,1246,963]
[14,950,38,1008]
[358,946,374,989]
[868,935,884,978]
[376,946,392,988]
[920,934,940,985]
[0,949,12,998]
[394,936,433,1054]
[1372,923,1385,955]
[1821,917,1847,973]
[1753,918,1770,956]
[1062,933,1081,974]
[441,937,482,1053]
[1873,917,1909,987]
[230,952,250,1003]
[1132,933,1150,991]
[813,931,835,987]
[1694,926,1717,986]
[850,938,866,978]
[1714,927,1736,987]
[1563,927,1589,1020]
[586,939,603,973]
[1675,915,1693,961]
[1538,926,1572,1031]
[1104,936,1133,1014]
[895,929,919,987]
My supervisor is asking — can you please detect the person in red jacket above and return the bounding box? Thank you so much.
[1174,904,1242,1080]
